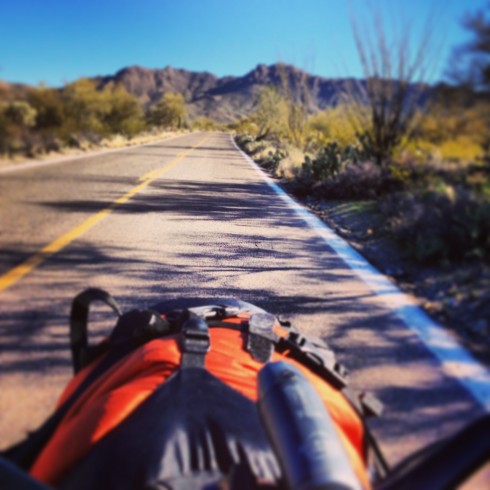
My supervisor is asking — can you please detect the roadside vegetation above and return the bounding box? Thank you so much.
[235,4,490,347]
[0,79,199,161]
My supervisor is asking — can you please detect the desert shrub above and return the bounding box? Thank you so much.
[235,134,267,158]
[309,161,403,200]
[61,79,108,136]
[277,146,308,179]
[42,135,63,153]
[147,92,187,129]
[247,141,268,157]
[346,3,436,167]
[306,106,358,151]
[230,119,259,137]
[28,87,65,130]
[4,101,37,127]
[235,134,255,148]
[102,84,145,138]
[257,149,286,172]
[438,138,483,163]
[0,80,151,158]
[0,101,42,156]
[302,143,342,181]
[0,109,8,154]
[412,98,487,164]
[192,116,219,131]
[235,133,287,174]
[300,142,362,182]
[381,187,490,263]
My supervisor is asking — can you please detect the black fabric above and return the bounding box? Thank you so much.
[109,309,171,346]
[376,414,490,490]
[0,456,52,490]
[59,368,282,490]
[70,288,122,373]
[276,332,349,390]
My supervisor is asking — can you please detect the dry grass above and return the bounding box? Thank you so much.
[277,146,308,179]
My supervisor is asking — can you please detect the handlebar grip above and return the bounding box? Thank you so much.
[258,361,362,490]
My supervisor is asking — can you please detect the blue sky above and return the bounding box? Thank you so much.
[0,0,488,86]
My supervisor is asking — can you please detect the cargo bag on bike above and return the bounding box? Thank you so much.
[2,288,488,490]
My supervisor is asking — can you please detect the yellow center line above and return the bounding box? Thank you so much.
[138,168,159,182]
[0,135,210,293]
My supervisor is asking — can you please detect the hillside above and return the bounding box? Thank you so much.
[93,64,358,123]
[1,64,427,124]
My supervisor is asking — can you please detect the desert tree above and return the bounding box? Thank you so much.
[276,63,311,149]
[61,78,111,138]
[251,85,288,140]
[27,86,65,131]
[148,92,187,129]
[448,2,490,91]
[345,5,437,166]
[0,101,38,155]
[3,101,37,128]
[447,2,490,162]
[102,83,145,138]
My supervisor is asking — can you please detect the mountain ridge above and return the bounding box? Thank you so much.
[93,63,358,122]
[0,64,369,123]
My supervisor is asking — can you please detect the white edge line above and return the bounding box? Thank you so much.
[0,132,193,175]
[231,134,490,411]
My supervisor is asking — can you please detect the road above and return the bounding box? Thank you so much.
[0,131,485,467]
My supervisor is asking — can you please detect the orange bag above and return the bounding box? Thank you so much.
[6,291,382,489]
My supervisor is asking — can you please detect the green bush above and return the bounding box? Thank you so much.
[300,142,362,182]
[4,101,37,127]
[235,134,257,155]
[147,92,187,129]
[257,149,286,172]
[0,80,150,157]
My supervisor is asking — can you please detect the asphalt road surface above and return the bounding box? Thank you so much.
[0,132,485,467]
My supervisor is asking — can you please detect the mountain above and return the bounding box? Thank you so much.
[94,64,359,123]
[0,64,429,124]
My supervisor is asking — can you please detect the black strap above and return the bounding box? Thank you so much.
[179,313,210,368]
[70,288,122,373]
[109,309,170,346]
[276,331,349,390]
[246,313,278,363]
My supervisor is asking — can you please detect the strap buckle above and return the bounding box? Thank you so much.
[247,313,278,363]
[180,315,210,368]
